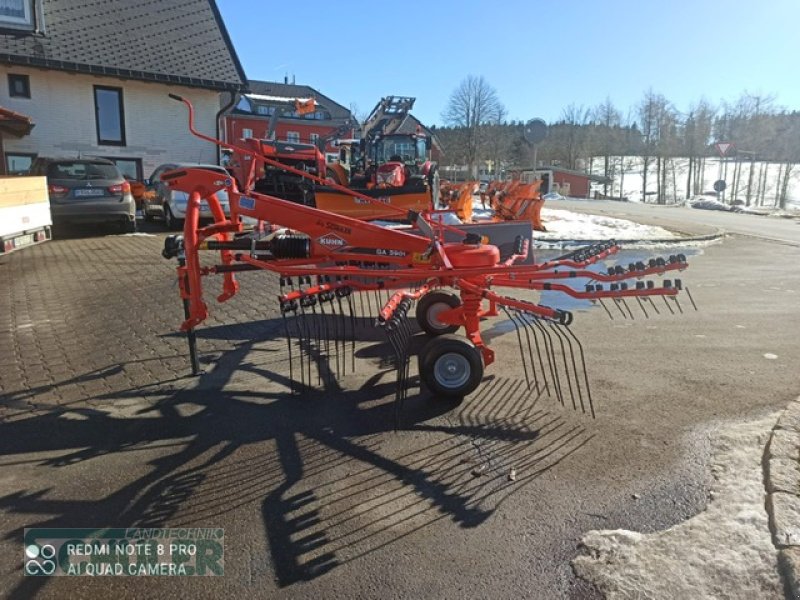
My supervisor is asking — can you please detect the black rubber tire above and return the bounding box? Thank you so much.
[416,291,461,336]
[143,211,155,223]
[120,218,137,234]
[164,205,183,231]
[418,334,484,399]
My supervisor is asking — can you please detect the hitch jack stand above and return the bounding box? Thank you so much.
[179,253,201,376]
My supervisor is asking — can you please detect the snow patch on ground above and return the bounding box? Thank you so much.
[572,413,783,600]
[108,232,157,237]
[537,208,676,241]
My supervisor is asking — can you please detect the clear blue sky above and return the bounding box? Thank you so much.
[216,0,800,127]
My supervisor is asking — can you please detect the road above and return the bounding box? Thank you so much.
[1,210,799,599]
[549,198,800,246]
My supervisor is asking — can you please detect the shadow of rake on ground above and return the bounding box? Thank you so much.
[0,332,593,595]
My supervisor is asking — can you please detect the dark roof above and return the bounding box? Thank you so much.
[0,105,35,137]
[391,114,443,153]
[244,80,351,120]
[0,0,246,91]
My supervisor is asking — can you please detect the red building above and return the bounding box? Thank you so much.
[223,79,357,162]
[517,166,609,198]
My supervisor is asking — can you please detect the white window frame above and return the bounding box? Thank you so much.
[0,0,34,30]
[241,128,253,139]
[309,133,319,145]
[286,131,300,143]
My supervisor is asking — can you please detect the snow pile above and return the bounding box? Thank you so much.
[573,414,782,600]
[536,208,676,241]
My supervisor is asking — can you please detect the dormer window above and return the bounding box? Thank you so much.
[0,0,34,31]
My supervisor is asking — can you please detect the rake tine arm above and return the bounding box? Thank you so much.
[377,285,431,323]
[508,281,682,303]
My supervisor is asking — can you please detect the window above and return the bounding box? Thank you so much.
[256,105,274,116]
[286,131,300,143]
[8,74,30,98]
[93,85,126,146]
[106,157,142,181]
[0,0,34,31]
[5,152,36,174]
[309,133,319,145]
[241,128,253,139]
[45,160,121,180]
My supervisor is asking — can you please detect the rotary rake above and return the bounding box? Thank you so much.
[160,95,697,424]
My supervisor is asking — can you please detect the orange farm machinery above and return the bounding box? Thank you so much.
[161,95,697,425]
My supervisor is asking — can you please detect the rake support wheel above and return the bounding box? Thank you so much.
[419,334,483,398]
[416,291,461,336]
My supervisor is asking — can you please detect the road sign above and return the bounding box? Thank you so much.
[715,142,734,157]
[713,179,727,193]
[523,119,548,144]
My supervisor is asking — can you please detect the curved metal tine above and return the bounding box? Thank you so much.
[672,295,684,314]
[546,321,578,412]
[520,310,551,396]
[562,325,595,418]
[635,297,650,319]
[316,296,333,386]
[620,298,635,320]
[612,298,628,319]
[547,321,582,413]
[281,310,295,394]
[345,292,356,372]
[335,294,348,376]
[685,287,698,311]
[358,288,367,323]
[382,323,402,422]
[647,296,661,315]
[501,307,531,391]
[296,299,312,388]
[528,314,565,406]
[598,298,615,320]
[662,295,675,315]
[372,289,381,322]
[329,292,342,378]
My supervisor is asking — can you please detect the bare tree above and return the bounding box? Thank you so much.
[442,75,505,177]
[593,98,621,195]
[481,106,509,179]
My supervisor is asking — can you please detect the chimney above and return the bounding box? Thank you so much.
[284,74,288,84]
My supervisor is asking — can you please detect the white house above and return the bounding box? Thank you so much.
[0,0,246,180]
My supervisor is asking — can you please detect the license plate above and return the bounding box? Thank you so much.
[74,188,105,197]
[15,234,33,247]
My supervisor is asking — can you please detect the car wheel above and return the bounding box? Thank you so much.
[418,334,483,399]
[164,205,183,231]
[416,291,461,336]
[120,219,137,234]
[143,210,155,223]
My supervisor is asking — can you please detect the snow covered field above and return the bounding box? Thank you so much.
[589,156,800,211]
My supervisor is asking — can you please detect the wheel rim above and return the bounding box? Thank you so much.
[433,352,470,390]
[427,302,452,331]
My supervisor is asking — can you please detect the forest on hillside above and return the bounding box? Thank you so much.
[434,82,800,208]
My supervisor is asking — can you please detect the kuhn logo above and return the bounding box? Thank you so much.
[317,233,346,248]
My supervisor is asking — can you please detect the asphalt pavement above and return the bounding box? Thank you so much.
[1,205,799,599]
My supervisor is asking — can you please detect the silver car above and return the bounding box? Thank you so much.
[143,163,231,230]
